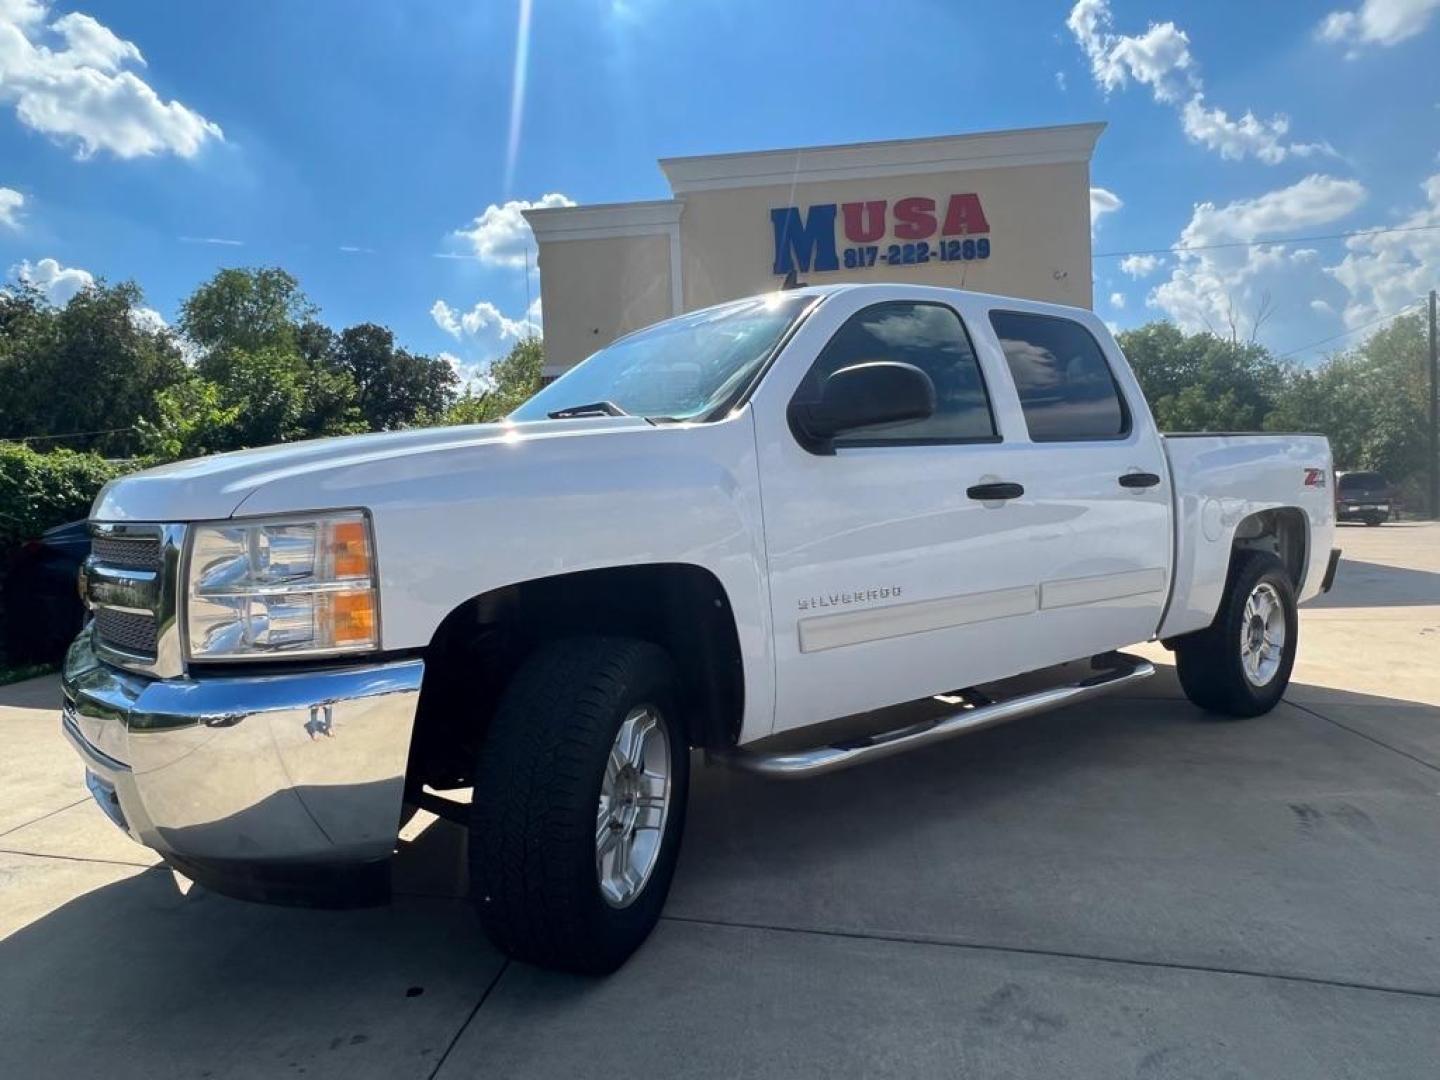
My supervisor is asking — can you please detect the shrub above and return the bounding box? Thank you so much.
[0,442,129,556]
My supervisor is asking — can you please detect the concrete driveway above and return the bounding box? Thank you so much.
[2,524,1437,1078]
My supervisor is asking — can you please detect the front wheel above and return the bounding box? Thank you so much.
[468,637,689,974]
[1174,551,1298,718]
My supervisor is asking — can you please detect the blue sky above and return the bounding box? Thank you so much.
[2,0,1438,380]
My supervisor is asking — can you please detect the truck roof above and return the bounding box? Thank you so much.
[770,281,1098,320]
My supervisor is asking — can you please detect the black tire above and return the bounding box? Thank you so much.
[1174,550,1297,718]
[468,636,689,974]
[1365,517,1383,527]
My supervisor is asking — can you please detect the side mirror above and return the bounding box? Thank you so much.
[788,361,937,454]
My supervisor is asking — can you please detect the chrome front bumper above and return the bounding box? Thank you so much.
[61,628,424,869]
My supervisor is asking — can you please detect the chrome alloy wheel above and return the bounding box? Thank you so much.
[596,705,672,908]
[1239,581,1286,687]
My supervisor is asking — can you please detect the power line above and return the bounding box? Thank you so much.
[1273,302,1421,361]
[1093,222,1440,260]
[2,425,137,443]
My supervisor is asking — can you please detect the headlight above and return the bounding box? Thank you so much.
[185,511,379,660]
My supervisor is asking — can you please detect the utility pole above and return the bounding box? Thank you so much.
[1431,290,1438,520]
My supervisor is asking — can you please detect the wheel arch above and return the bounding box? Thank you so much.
[406,562,745,790]
[1229,506,1309,590]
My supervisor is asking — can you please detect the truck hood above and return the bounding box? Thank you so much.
[91,416,654,522]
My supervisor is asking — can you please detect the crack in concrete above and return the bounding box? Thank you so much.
[0,797,89,839]
[1287,699,1440,775]
[426,958,510,1080]
[661,914,1440,1002]
[0,847,155,870]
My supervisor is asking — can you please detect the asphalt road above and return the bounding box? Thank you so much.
[2,523,1437,1078]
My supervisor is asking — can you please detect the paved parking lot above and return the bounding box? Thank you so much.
[2,523,1437,1078]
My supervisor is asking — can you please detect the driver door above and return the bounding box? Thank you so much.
[752,295,1047,735]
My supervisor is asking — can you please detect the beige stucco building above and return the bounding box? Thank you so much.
[524,122,1104,378]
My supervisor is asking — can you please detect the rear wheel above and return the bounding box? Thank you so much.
[468,637,688,974]
[1174,551,1297,718]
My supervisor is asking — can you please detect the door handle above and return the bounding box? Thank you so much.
[1118,472,1161,489]
[967,482,1025,501]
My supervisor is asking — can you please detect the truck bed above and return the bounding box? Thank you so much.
[1158,432,1335,640]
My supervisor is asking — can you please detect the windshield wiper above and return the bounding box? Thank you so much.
[546,400,629,419]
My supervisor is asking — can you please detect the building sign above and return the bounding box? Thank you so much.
[770,194,992,275]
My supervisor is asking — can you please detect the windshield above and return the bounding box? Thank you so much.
[510,295,815,423]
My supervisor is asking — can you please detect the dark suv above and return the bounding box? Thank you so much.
[1336,470,1393,526]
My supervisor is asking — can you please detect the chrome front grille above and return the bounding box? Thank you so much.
[85,523,186,677]
[90,534,162,571]
[92,608,159,656]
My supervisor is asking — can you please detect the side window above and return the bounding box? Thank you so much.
[796,301,997,445]
[989,311,1129,441]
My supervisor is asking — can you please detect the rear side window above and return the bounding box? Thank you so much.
[989,311,1129,441]
[796,301,997,445]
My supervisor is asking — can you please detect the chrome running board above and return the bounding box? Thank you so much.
[710,653,1154,779]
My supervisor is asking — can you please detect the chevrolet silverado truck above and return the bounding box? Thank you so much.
[62,284,1340,973]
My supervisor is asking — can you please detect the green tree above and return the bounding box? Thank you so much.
[150,268,365,458]
[1117,322,1289,432]
[0,442,128,554]
[179,267,315,356]
[0,280,186,457]
[333,323,458,429]
[137,379,242,462]
[1268,313,1430,483]
[441,337,544,425]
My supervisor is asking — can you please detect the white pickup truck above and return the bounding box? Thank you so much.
[63,283,1338,973]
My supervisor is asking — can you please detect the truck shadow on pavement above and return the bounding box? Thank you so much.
[1305,557,1440,608]
[3,679,1439,1078]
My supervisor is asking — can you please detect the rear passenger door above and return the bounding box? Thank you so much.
[985,308,1173,659]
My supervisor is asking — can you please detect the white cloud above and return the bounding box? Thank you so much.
[431,296,539,350]
[11,255,94,305]
[431,291,545,382]
[1326,172,1440,327]
[1067,0,1327,164]
[128,305,166,332]
[1119,253,1161,278]
[179,235,242,246]
[448,192,574,268]
[1310,299,1335,315]
[1180,96,1331,165]
[1319,0,1440,49]
[1191,175,1367,239]
[1054,70,1067,91]
[1109,291,1126,308]
[0,185,23,229]
[1090,186,1122,232]
[0,0,222,159]
[1067,0,1196,104]
[1149,175,1367,334]
[437,350,484,386]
